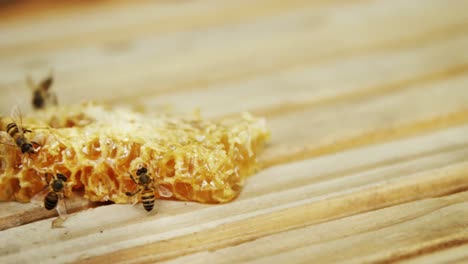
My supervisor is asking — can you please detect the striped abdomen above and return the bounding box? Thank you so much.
[44,192,58,210]
[7,122,26,147]
[6,122,20,139]
[6,122,35,154]
[141,188,155,212]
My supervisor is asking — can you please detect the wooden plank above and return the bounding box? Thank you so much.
[0,196,92,231]
[401,244,468,264]
[1,124,468,263]
[160,191,468,264]
[141,34,468,119]
[260,73,468,167]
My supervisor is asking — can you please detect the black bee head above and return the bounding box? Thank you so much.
[136,167,148,176]
[52,179,64,192]
[21,143,35,154]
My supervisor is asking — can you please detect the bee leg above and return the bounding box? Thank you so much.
[148,173,153,184]
[36,184,49,196]
[128,172,138,184]
[43,173,51,185]
[125,188,142,197]
[24,129,32,133]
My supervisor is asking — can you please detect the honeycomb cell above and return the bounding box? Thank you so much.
[174,181,194,201]
[0,157,7,175]
[157,183,173,199]
[103,138,118,159]
[104,164,119,192]
[63,148,77,162]
[163,158,176,177]
[195,190,214,203]
[220,135,230,153]
[187,162,195,175]
[127,143,141,162]
[0,178,19,201]
[87,140,102,160]
[72,170,84,190]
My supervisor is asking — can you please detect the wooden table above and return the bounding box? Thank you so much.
[1,1,468,263]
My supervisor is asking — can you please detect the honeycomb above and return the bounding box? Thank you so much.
[0,103,270,204]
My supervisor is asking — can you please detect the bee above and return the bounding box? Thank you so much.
[126,167,156,212]
[1,106,39,154]
[43,173,68,211]
[31,173,68,227]
[126,166,173,212]
[27,72,58,110]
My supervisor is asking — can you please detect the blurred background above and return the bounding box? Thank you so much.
[1,0,467,118]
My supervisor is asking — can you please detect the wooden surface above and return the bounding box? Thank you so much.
[1,0,468,263]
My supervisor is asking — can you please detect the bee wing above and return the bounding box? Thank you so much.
[0,131,16,147]
[10,105,24,135]
[0,141,16,149]
[157,184,173,198]
[31,186,49,207]
[39,75,53,92]
[56,192,68,218]
[48,92,58,106]
[52,195,68,229]
[131,196,139,206]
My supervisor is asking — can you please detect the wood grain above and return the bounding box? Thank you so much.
[2,124,468,263]
[1,0,468,263]
[160,192,468,264]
